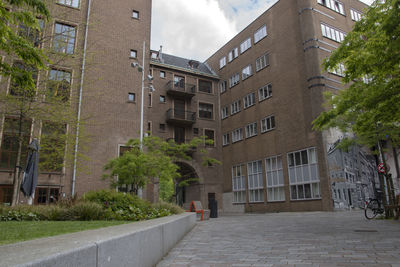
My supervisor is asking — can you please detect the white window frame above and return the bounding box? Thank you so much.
[219,80,227,93]
[350,8,362,21]
[256,53,269,72]
[245,122,257,138]
[228,47,238,62]
[254,25,267,43]
[261,115,275,133]
[329,63,345,77]
[57,0,79,8]
[222,133,230,146]
[248,160,264,203]
[321,24,346,42]
[259,83,272,101]
[219,56,227,69]
[232,128,243,143]
[266,155,285,202]
[221,106,228,119]
[229,73,240,88]
[317,0,345,15]
[242,64,252,80]
[243,92,256,109]
[231,100,241,115]
[240,37,252,54]
[232,165,246,203]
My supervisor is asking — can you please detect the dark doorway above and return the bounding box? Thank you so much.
[174,99,185,119]
[174,127,185,144]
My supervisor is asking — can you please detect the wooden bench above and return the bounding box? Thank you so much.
[184,201,210,221]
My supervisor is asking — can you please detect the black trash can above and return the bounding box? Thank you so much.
[209,199,218,218]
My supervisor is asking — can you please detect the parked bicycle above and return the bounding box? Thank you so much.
[365,198,385,219]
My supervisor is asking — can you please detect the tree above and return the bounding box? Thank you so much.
[313,0,400,211]
[103,136,221,203]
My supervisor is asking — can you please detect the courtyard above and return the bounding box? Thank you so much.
[157,211,400,267]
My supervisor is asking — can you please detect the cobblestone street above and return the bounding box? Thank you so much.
[157,211,400,267]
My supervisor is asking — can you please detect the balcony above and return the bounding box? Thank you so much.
[166,81,196,99]
[166,109,196,126]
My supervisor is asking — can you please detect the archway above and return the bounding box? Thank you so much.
[175,161,199,206]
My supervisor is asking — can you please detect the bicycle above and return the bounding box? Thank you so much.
[364,198,385,219]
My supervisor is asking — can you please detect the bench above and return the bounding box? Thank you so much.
[184,201,210,221]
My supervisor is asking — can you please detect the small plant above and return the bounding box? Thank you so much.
[152,201,184,214]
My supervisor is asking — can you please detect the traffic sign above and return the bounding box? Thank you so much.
[377,163,385,173]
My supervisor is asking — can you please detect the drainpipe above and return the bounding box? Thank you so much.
[72,0,91,197]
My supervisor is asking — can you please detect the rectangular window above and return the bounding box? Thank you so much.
[53,23,76,54]
[9,62,38,96]
[248,160,264,203]
[130,50,137,58]
[1,187,13,205]
[128,93,135,102]
[159,123,166,131]
[231,99,241,115]
[0,118,32,169]
[254,25,267,43]
[232,128,243,143]
[259,83,272,101]
[242,64,252,80]
[221,106,228,119]
[160,95,166,103]
[132,10,139,19]
[321,24,346,42]
[57,0,79,8]
[243,92,255,109]
[148,93,152,107]
[329,63,346,77]
[199,79,212,93]
[47,69,71,102]
[219,56,226,69]
[256,53,269,72]
[266,155,285,202]
[39,123,66,172]
[229,73,240,88]
[261,115,275,133]
[199,103,213,119]
[228,47,239,62]
[245,122,257,138]
[232,165,246,203]
[222,133,230,146]
[240,37,252,54]
[219,80,227,93]
[160,71,166,78]
[204,129,215,147]
[37,188,48,204]
[317,0,345,15]
[18,19,44,47]
[287,147,320,200]
[193,128,199,135]
[350,9,362,21]
[174,75,185,88]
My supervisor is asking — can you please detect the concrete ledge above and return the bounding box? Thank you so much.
[0,213,196,267]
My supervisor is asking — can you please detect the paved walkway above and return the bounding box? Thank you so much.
[157,211,400,267]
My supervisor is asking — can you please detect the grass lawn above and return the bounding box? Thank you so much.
[0,221,128,246]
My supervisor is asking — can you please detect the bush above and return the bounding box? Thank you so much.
[63,202,110,221]
[152,201,184,215]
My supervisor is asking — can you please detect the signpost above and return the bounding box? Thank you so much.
[378,163,386,173]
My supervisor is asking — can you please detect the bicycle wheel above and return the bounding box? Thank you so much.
[365,199,379,219]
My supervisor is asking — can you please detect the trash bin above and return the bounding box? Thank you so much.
[209,199,218,218]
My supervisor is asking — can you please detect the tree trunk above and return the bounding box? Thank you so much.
[11,114,24,206]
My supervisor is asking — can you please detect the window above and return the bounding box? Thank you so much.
[222,133,230,146]
[329,63,346,77]
[18,19,44,47]
[147,121,152,135]
[130,50,137,58]
[254,25,267,43]
[232,128,243,143]
[228,47,238,62]
[243,92,256,109]
[232,165,246,203]
[57,0,79,8]
[242,64,252,80]
[1,187,13,205]
[53,23,76,54]
[159,95,166,103]
[259,83,272,101]
[9,62,38,96]
[321,24,346,42]
[231,100,241,115]
[174,75,185,88]
[160,71,165,78]
[317,0,345,15]
[47,69,71,102]
[256,53,269,72]
[219,80,227,93]
[287,147,320,200]
[49,188,59,203]
[245,122,257,138]
[219,56,226,69]
[229,73,240,88]
[159,123,166,131]
[204,129,215,147]
[350,9,362,21]
[240,37,251,54]
[37,188,48,204]
[199,103,213,119]
[221,106,228,119]
[40,123,66,172]
[261,115,275,133]
[193,128,199,135]
[128,93,135,102]
[248,160,264,202]
[266,155,285,202]
[0,118,32,169]
[132,10,139,19]
[148,93,152,107]
[199,79,212,93]
[151,51,158,59]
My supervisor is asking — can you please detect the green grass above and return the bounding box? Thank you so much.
[0,221,128,245]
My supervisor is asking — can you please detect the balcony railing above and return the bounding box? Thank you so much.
[166,81,196,98]
[166,109,196,126]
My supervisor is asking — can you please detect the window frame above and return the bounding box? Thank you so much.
[258,83,272,102]
[52,22,76,55]
[265,155,285,202]
[241,64,252,80]
[247,160,264,203]
[256,53,270,72]
[243,92,256,109]
[132,10,140,19]
[245,122,257,139]
[240,37,252,54]
[198,102,214,120]
[57,0,79,8]
[232,128,243,143]
[260,115,276,133]
[254,25,267,43]
[219,56,226,69]
[232,164,246,204]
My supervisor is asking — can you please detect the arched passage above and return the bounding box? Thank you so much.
[175,161,199,206]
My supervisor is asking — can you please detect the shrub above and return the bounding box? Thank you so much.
[64,202,110,221]
[152,201,184,215]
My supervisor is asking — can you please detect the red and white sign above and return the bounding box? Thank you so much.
[377,163,386,173]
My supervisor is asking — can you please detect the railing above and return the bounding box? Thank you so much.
[166,109,196,123]
[166,81,196,94]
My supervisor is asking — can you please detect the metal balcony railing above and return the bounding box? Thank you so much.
[166,109,196,125]
[165,81,196,97]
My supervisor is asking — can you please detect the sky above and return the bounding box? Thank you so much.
[151,0,374,62]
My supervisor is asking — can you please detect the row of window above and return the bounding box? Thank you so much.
[222,115,275,146]
[317,0,362,22]
[221,83,272,119]
[219,25,267,69]
[232,147,320,203]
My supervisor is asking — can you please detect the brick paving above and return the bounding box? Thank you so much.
[157,211,400,267]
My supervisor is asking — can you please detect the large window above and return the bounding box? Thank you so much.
[317,0,345,15]
[48,69,71,102]
[350,9,362,21]
[254,25,267,43]
[243,92,255,109]
[259,83,272,101]
[321,24,346,43]
[261,115,275,133]
[232,128,243,143]
[0,118,31,169]
[53,23,76,54]
[57,0,79,8]
[231,99,241,115]
[9,62,38,96]
[229,73,240,88]
[248,160,264,203]
[219,56,226,69]
[287,147,320,200]
[199,79,212,93]
[245,122,257,138]
[40,122,66,172]
[266,155,285,202]
[199,103,213,119]
[18,19,44,47]
[256,53,269,72]
[240,38,251,54]
[228,47,238,62]
[232,165,246,203]
[242,64,252,80]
